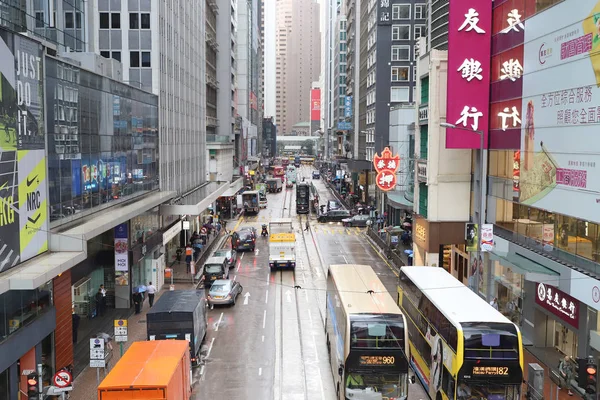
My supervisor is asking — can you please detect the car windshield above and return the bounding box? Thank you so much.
[239,231,253,240]
[205,265,222,273]
[214,250,229,258]
[210,284,229,292]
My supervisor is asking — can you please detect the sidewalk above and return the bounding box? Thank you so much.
[524,349,583,399]
[70,283,196,400]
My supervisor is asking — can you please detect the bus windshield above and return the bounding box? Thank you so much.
[350,320,404,348]
[345,371,408,400]
[456,382,520,400]
[462,322,520,360]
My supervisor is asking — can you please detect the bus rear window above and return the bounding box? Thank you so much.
[351,321,404,349]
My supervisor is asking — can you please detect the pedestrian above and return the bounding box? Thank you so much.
[97,332,113,350]
[147,282,157,307]
[559,355,574,396]
[223,219,228,233]
[304,220,309,231]
[489,297,499,310]
[185,244,193,273]
[99,284,106,315]
[95,288,104,317]
[133,291,143,314]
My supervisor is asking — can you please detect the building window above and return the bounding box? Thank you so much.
[100,51,110,58]
[141,52,151,67]
[392,25,410,41]
[129,13,139,29]
[76,12,82,28]
[100,12,109,29]
[391,66,410,82]
[392,4,411,20]
[35,12,44,28]
[415,4,424,19]
[65,12,74,28]
[111,13,121,29]
[391,45,410,61]
[415,25,425,40]
[141,13,150,29]
[391,87,410,102]
[130,51,140,67]
[112,51,122,62]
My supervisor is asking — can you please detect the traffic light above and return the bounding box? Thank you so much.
[579,356,598,395]
[26,372,39,397]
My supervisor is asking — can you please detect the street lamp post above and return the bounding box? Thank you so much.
[440,122,485,297]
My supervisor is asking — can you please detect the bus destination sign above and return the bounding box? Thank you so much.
[359,355,396,366]
[472,366,510,376]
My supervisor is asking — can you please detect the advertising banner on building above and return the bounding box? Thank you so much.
[446,1,492,149]
[0,29,47,272]
[373,147,400,191]
[114,223,129,272]
[310,89,321,122]
[377,0,391,25]
[480,224,494,251]
[521,0,600,222]
[535,282,579,329]
[344,96,353,118]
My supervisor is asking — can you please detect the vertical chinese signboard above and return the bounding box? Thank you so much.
[373,147,400,191]
[446,1,492,149]
[378,0,391,25]
[0,29,47,272]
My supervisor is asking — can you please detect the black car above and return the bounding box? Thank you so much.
[317,209,352,223]
[312,170,320,179]
[231,227,257,251]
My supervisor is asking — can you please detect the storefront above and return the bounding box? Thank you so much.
[411,215,466,268]
[162,219,183,270]
[130,208,161,289]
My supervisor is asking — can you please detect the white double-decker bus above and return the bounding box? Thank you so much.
[326,264,410,400]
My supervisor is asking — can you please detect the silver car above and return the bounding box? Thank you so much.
[207,279,243,306]
[212,248,237,269]
[342,215,371,227]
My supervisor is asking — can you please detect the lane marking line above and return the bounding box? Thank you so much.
[215,312,224,332]
[240,252,245,260]
[265,289,269,303]
[236,261,241,272]
[259,367,262,376]
[365,237,399,277]
[262,335,265,342]
[206,337,215,359]
[307,309,313,325]
[262,309,267,329]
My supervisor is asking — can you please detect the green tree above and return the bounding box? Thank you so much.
[302,140,315,155]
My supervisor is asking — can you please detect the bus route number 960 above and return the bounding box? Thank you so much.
[359,355,396,366]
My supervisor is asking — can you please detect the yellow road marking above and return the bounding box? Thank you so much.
[232,216,244,232]
[364,233,399,277]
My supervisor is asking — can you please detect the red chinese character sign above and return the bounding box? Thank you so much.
[446,1,492,149]
[373,147,400,191]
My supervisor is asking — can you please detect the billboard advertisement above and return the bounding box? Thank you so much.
[0,29,47,272]
[520,0,600,222]
[310,89,320,121]
[446,1,492,149]
[114,223,129,272]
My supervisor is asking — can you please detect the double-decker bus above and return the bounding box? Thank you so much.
[296,182,310,213]
[286,165,297,183]
[397,266,524,400]
[294,155,301,167]
[273,166,285,182]
[326,264,410,400]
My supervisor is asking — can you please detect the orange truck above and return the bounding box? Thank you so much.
[97,340,192,400]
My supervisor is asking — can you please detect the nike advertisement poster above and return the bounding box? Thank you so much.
[0,28,47,272]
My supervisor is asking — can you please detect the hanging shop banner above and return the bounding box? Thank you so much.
[520,0,600,222]
[535,282,579,329]
[480,224,494,251]
[114,223,129,272]
[0,29,47,273]
[446,0,492,149]
[465,223,478,252]
[373,147,400,191]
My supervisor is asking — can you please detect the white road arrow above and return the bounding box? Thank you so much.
[243,292,251,305]
[285,290,292,303]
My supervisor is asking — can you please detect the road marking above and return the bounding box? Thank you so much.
[342,255,348,264]
[215,312,224,332]
[262,309,267,329]
[285,290,292,303]
[236,261,241,272]
[206,337,215,359]
[199,365,205,376]
[258,367,262,376]
[365,237,399,277]
[308,309,313,325]
[240,252,245,260]
[311,332,319,362]
[255,249,260,256]
[265,289,269,303]
[262,335,265,342]
[232,217,244,232]
[233,275,236,281]
[243,292,251,305]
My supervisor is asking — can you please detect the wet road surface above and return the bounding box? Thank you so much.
[193,165,428,400]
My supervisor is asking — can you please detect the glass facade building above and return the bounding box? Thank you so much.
[45,56,159,223]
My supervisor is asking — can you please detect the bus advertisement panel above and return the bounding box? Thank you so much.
[397,266,523,400]
[296,182,309,214]
[326,265,410,400]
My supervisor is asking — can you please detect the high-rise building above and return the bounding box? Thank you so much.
[217,0,237,158]
[275,0,320,135]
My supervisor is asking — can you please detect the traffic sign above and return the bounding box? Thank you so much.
[52,370,72,388]
[90,338,105,360]
[115,335,128,342]
[114,319,128,327]
[90,360,106,368]
[200,227,208,234]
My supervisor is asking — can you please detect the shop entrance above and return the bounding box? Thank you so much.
[531,308,578,368]
[554,320,578,357]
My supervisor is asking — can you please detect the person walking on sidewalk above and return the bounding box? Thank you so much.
[559,355,575,396]
[133,291,143,314]
[147,282,157,307]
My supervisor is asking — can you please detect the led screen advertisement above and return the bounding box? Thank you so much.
[0,29,48,271]
[310,89,321,121]
[521,0,600,222]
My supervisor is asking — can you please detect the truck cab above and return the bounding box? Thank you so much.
[268,218,296,270]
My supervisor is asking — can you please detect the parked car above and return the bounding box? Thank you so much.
[342,214,371,227]
[207,279,244,306]
[327,200,342,211]
[231,227,257,251]
[212,248,237,269]
[312,170,320,179]
[200,256,230,287]
[317,209,352,223]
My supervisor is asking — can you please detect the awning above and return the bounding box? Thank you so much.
[490,251,559,283]
[386,190,414,210]
[221,177,244,197]
[160,181,229,215]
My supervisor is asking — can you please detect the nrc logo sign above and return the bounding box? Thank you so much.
[26,191,41,211]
